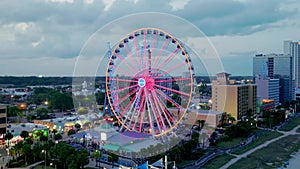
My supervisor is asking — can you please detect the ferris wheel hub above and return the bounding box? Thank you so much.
[138,78,146,87]
[138,76,155,89]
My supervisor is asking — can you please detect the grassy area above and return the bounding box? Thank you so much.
[176,160,195,168]
[228,135,300,169]
[232,130,283,155]
[202,154,235,169]
[33,165,55,169]
[279,116,300,131]
[217,137,244,149]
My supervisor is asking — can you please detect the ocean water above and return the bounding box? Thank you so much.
[287,152,300,169]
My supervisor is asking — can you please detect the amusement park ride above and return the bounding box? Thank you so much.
[103,28,195,139]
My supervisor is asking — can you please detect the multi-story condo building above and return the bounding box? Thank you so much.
[211,72,257,121]
[255,74,280,106]
[253,53,294,103]
[0,105,7,145]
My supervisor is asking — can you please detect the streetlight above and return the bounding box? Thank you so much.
[42,150,46,169]
[50,162,57,169]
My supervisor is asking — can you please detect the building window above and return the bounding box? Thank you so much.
[0,118,5,124]
[0,128,6,134]
[0,109,5,114]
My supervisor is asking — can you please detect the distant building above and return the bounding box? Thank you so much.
[253,53,294,103]
[188,110,224,128]
[168,108,224,128]
[0,105,6,145]
[284,40,300,87]
[255,74,280,106]
[211,73,257,121]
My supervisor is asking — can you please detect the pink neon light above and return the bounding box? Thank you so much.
[109,84,138,93]
[152,48,179,76]
[154,84,190,97]
[153,38,170,68]
[115,53,136,73]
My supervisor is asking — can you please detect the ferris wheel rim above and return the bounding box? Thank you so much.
[105,27,194,137]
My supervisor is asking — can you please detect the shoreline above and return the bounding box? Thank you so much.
[287,150,300,169]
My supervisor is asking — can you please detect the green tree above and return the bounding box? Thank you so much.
[75,123,81,131]
[91,151,102,167]
[66,154,78,169]
[77,107,88,114]
[32,143,42,163]
[76,149,89,169]
[52,129,58,135]
[22,142,32,163]
[95,92,105,105]
[5,132,14,147]
[7,106,21,117]
[209,131,218,146]
[16,111,24,122]
[54,134,62,140]
[20,130,29,140]
[51,142,75,169]
[40,135,48,142]
[68,129,76,136]
[196,120,205,132]
[108,152,119,168]
[226,114,236,124]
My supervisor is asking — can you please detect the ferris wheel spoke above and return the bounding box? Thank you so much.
[109,84,138,93]
[151,32,157,52]
[145,89,162,136]
[154,61,187,79]
[143,32,147,71]
[151,89,173,128]
[149,89,168,131]
[155,77,191,83]
[152,48,180,75]
[147,89,164,131]
[131,88,145,130]
[152,38,171,69]
[111,65,133,77]
[154,88,184,110]
[115,88,139,107]
[132,33,142,72]
[120,94,136,117]
[145,89,156,137]
[115,53,136,73]
[126,88,143,130]
[154,84,190,97]
[138,90,146,132]
[124,42,139,67]
[109,78,137,83]
[119,88,142,131]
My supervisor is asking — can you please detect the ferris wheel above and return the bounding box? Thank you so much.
[105,28,194,137]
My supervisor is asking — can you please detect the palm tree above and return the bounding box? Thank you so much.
[196,120,206,132]
[5,132,14,147]
[20,130,29,140]
[226,114,236,124]
[17,111,24,123]
[108,152,119,168]
[91,150,102,167]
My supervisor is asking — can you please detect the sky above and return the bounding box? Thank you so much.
[1,0,300,76]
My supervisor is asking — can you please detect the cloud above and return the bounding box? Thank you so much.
[46,0,74,3]
[0,0,300,76]
[169,0,190,11]
[102,0,116,11]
